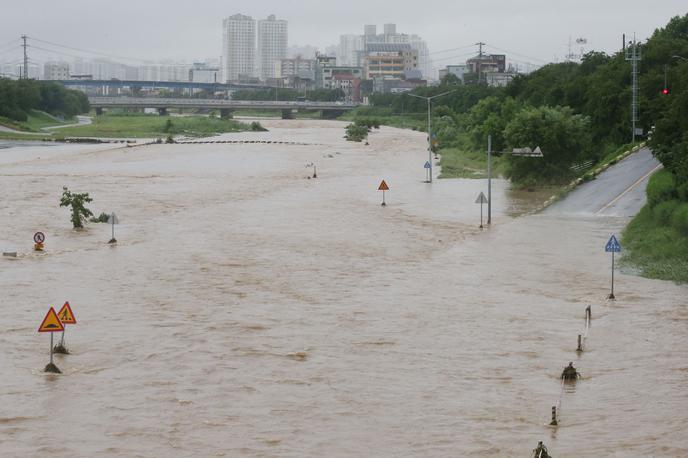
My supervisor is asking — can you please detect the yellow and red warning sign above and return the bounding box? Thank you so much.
[378,180,389,191]
[57,301,76,325]
[38,307,64,333]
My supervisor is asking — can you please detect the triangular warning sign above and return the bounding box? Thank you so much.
[57,301,76,325]
[378,180,389,191]
[38,307,64,333]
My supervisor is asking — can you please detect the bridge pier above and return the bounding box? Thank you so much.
[220,108,234,119]
[321,110,345,120]
[281,109,295,120]
[95,107,104,116]
[158,108,168,116]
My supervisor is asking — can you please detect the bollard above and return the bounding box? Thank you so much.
[549,406,558,426]
[313,165,317,179]
[586,305,591,321]
[577,334,583,352]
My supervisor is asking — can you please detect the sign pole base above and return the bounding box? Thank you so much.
[607,293,615,300]
[108,238,117,244]
[45,333,61,373]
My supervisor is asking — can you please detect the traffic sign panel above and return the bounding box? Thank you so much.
[378,180,389,191]
[38,307,64,333]
[34,232,45,244]
[424,161,431,169]
[475,192,489,204]
[605,235,621,253]
[57,302,76,325]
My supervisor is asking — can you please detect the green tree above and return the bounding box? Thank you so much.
[503,106,593,185]
[60,187,94,229]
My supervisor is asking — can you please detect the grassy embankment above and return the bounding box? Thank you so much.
[57,113,249,138]
[622,169,688,283]
[342,106,506,179]
[0,110,74,140]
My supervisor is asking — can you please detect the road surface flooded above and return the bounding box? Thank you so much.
[1,120,686,456]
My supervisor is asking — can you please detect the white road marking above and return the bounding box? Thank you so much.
[596,163,663,215]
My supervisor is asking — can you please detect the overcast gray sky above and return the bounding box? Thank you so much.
[1,1,686,67]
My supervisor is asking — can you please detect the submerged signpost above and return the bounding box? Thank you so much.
[378,180,389,206]
[424,161,431,183]
[38,307,64,373]
[108,212,119,244]
[605,235,621,299]
[54,301,76,354]
[475,192,489,229]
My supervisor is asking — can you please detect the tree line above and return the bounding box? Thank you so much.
[363,14,688,188]
[0,78,90,121]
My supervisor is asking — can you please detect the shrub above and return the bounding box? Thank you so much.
[59,187,93,229]
[250,121,268,131]
[646,170,677,206]
[653,199,680,224]
[672,203,688,234]
[345,123,369,142]
[89,212,109,223]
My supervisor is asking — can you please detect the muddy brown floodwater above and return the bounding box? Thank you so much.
[1,120,686,457]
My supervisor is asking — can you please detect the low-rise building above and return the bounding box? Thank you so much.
[364,43,418,79]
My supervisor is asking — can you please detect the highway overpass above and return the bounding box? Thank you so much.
[54,79,271,92]
[88,97,359,119]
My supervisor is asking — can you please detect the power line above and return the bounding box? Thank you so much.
[29,36,159,64]
[431,51,479,64]
[483,43,550,64]
[429,44,476,55]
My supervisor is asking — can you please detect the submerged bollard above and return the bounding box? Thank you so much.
[549,406,558,426]
[577,334,583,352]
[313,165,317,179]
[586,305,591,320]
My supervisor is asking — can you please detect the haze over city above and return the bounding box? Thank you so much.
[1,0,686,64]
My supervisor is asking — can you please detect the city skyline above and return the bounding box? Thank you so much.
[1,1,686,70]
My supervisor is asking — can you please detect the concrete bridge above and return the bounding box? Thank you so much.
[88,97,359,119]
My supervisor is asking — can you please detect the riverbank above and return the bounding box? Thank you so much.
[622,169,688,283]
[55,113,250,138]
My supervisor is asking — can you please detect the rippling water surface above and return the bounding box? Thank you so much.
[1,120,686,456]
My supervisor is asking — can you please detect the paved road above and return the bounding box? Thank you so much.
[546,147,661,217]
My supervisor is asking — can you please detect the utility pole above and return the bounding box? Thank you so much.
[625,35,641,143]
[476,42,485,84]
[21,35,28,79]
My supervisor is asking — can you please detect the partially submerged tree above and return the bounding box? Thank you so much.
[60,187,93,229]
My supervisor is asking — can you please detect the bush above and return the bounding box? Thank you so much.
[59,187,93,229]
[653,199,680,224]
[646,170,677,206]
[345,123,369,142]
[89,212,109,223]
[250,121,268,131]
[672,203,688,234]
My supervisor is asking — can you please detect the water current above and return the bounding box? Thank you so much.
[1,120,686,456]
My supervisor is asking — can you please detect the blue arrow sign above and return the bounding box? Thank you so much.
[424,161,431,169]
[605,235,621,253]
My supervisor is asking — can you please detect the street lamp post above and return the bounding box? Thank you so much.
[407,90,457,183]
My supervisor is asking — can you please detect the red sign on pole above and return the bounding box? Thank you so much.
[57,302,77,325]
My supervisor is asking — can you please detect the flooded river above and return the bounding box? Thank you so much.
[1,120,686,456]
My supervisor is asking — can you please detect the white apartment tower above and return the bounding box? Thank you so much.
[257,15,288,80]
[222,14,256,82]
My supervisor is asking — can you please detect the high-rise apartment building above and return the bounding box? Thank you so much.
[257,15,288,80]
[222,14,256,82]
[338,34,365,66]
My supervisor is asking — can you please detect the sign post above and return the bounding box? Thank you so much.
[38,307,65,373]
[378,180,389,206]
[475,192,489,229]
[33,231,45,251]
[424,161,431,183]
[107,213,119,244]
[605,235,621,299]
[54,301,76,354]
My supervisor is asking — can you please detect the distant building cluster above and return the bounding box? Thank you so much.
[0,13,531,99]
